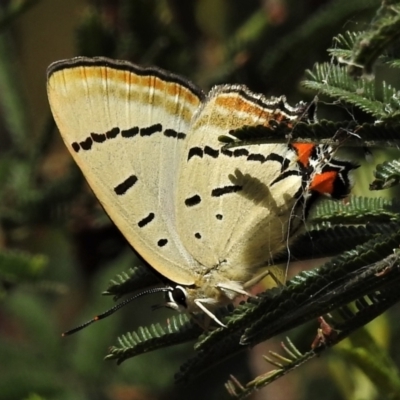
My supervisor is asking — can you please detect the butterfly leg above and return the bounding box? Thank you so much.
[216,282,254,297]
[243,267,284,289]
[194,299,227,328]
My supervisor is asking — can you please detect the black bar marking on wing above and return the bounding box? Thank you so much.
[121,126,139,138]
[266,153,285,165]
[114,175,138,195]
[247,153,265,163]
[106,127,120,139]
[221,148,233,157]
[71,142,80,152]
[140,123,162,136]
[211,185,242,197]
[233,149,249,157]
[138,212,155,228]
[91,132,106,143]
[164,129,177,138]
[188,147,203,161]
[246,152,286,165]
[185,194,201,207]
[204,146,219,158]
[80,137,93,151]
[164,129,186,139]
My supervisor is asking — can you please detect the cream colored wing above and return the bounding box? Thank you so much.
[47,57,204,285]
[177,85,304,282]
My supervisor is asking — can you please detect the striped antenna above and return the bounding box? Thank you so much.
[62,286,172,336]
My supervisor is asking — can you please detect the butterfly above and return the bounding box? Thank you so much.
[47,57,356,329]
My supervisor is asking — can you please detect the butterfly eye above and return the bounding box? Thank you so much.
[166,285,188,310]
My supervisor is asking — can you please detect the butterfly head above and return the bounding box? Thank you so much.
[164,285,189,312]
[163,276,250,327]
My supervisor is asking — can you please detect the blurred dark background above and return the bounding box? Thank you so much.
[1,1,398,399]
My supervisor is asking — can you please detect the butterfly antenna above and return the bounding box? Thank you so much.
[62,286,172,336]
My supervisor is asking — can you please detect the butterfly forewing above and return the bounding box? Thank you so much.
[47,57,204,285]
[177,86,304,281]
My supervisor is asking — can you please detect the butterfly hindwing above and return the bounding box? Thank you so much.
[47,57,204,285]
[177,86,305,281]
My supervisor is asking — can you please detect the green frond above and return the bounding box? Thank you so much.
[348,4,400,77]
[381,82,400,115]
[370,158,400,190]
[243,230,400,345]
[176,231,400,383]
[103,265,161,300]
[226,280,400,398]
[303,63,387,118]
[310,196,400,223]
[225,337,315,398]
[105,314,201,365]
[222,120,400,148]
[287,223,399,261]
[328,31,364,60]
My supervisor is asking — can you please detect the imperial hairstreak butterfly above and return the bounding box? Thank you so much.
[47,57,356,331]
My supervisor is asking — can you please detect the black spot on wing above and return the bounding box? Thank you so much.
[216,214,223,220]
[158,238,168,247]
[140,123,162,136]
[71,142,80,152]
[121,126,139,138]
[80,137,93,151]
[91,132,106,143]
[188,147,203,161]
[138,212,155,228]
[114,175,138,195]
[212,185,242,197]
[106,127,120,139]
[185,194,201,207]
[195,232,201,239]
[204,146,219,158]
